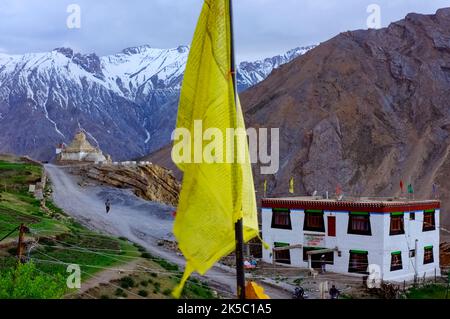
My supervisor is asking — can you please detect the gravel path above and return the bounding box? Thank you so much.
[45,164,291,299]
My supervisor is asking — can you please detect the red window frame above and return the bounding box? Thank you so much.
[327,216,336,237]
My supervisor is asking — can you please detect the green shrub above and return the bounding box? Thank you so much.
[293,278,303,285]
[0,262,66,299]
[141,253,152,259]
[138,290,148,297]
[162,289,172,296]
[119,276,135,289]
[115,288,124,296]
[150,272,158,278]
[39,238,56,246]
[140,280,148,287]
[154,259,178,272]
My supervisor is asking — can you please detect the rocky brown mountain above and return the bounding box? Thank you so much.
[146,8,450,234]
[241,8,450,233]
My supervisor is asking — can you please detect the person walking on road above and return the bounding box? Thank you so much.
[105,199,111,214]
[329,285,340,299]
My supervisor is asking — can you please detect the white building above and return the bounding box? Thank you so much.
[261,197,441,282]
[57,132,111,164]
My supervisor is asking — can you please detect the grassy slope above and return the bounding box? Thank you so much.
[0,159,140,277]
[80,247,215,299]
[0,158,214,299]
[407,285,449,299]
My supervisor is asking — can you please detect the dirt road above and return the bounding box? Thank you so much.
[45,164,291,299]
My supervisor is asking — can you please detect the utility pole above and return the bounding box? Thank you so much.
[229,0,246,300]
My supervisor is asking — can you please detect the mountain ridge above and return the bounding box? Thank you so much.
[0,44,314,160]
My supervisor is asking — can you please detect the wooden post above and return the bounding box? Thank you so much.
[235,219,246,299]
[17,224,25,264]
[446,274,449,299]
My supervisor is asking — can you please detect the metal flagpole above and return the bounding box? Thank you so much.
[229,0,246,300]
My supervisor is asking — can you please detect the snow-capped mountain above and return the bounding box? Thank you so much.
[237,45,316,91]
[0,44,314,161]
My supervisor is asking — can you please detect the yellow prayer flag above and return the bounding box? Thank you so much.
[245,282,271,299]
[289,177,295,194]
[171,0,259,298]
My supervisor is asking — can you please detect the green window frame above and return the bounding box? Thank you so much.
[423,210,436,232]
[347,212,372,236]
[424,246,434,264]
[271,208,292,230]
[303,210,325,232]
[390,251,403,271]
[390,213,405,236]
[348,250,369,274]
[274,242,291,265]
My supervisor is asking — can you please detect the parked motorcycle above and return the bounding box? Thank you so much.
[293,287,308,299]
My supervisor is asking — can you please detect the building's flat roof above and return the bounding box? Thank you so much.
[262,196,440,213]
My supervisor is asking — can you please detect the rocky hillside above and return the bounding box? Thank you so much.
[74,163,180,206]
[146,8,450,232]
[0,45,313,161]
[241,8,450,231]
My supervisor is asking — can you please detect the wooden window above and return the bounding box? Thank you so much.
[274,242,291,265]
[423,211,436,232]
[348,250,369,274]
[271,208,292,230]
[347,212,372,236]
[390,252,403,271]
[390,213,405,235]
[303,210,325,232]
[327,216,336,237]
[410,212,415,220]
[424,246,434,265]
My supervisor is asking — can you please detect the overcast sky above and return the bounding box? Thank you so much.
[0,0,449,61]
